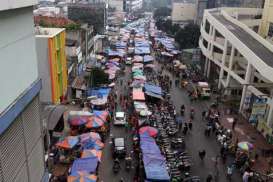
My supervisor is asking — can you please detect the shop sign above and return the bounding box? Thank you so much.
[76,90,82,99]
[249,98,267,123]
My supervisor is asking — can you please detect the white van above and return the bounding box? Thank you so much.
[197,82,211,98]
[114,112,126,125]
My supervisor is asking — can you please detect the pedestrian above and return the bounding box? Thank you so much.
[183,123,188,135]
[202,110,206,120]
[178,122,183,131]
[232,118,237,130]
[120,79,123,86]
[199,150,206,160]
[169,80,172,87]
[206,174,213,182]
[188,119,192,130]
[227,165,233,181]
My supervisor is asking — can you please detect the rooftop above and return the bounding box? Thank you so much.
[35,27,65,38]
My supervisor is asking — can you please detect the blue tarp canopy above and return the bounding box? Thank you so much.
[135,47,150,55]
[71,157,98,175]
[140,134,170,182]
[107,49,124,57]
[143,55,154,63]
[145,92,163,100]
[144,83,162,96]
[87,88,111,98]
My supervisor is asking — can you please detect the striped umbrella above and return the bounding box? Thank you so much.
[80,132,101,143]
[55,136,79,149]
[81,149,102,161]
[85,116,104,129]
[82,139,104,150]
[68,172,97,182]
[69,117,88,126]
[238,141,254,151]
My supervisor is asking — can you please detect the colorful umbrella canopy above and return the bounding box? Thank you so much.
[80,132,101,143]
[238,142,254,151]
[82,139,104,150]
[139,110,152,116]
[85,116,105,129]
[68,172,97,182]
[81,149,102,161]
[56,136,79,149]
[139,126,158,137]
[69,117,88,126]
[93,110,109,122]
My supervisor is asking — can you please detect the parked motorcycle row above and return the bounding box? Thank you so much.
[152,101,200,181]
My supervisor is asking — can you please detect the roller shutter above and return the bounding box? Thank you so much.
[0,117,26,182]
[22,97,42,154]
[14,163,28,182]
[28,138,45,182]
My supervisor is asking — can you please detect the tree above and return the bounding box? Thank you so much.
[175,23,201,49]
[153,7,171,20]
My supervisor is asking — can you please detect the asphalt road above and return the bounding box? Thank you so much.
[97,60,242,182]
[98,66,135,182]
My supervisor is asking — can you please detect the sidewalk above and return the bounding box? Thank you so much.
[219,106,273,174]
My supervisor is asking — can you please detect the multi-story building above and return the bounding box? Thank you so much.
[199,6,273,141]
[124,0,143,12]
[36,27,68,104]
[171,1,196,25]
[109,0,124,12]
[259,0,273,40]
[0,1,45,181]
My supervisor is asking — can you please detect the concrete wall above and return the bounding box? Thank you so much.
[259,0,273,37]
[171,2,196,23]
[0,0,37,11]
[0,7,39,114]
[36,37,52,103]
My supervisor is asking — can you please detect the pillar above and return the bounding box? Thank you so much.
[206,60,211,78]
[204,58,208,76]
[267,104,273,126]
[225,46,235,87]
[218,39,228,89]
[239,63,253,112]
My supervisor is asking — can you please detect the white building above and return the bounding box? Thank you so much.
[125,0,143,12]
[0,1,46,182]
[199,7,273,138]
[171,1,196,25]
[109,0,124,12]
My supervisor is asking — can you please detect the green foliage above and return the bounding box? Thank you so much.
[64,23,81,30]
[153,7,171,20]
[89,68,109,87]
[151,0,171,8]
[175,23,201,49]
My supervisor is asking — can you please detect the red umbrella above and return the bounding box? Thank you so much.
[139,126,158,137]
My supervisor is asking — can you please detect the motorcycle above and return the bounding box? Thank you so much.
[113,160,121,173]
[190,111,194,119]
[125,156,132,171]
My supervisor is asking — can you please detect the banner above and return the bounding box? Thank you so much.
[249,97,267,124]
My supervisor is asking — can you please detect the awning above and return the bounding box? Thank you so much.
[145,91,163,100]
[42,104,66,131]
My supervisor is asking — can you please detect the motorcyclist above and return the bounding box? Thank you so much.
[190,107,195,119]
[113,158,121,173]
[125,154,132,170]
[180,105,185,116]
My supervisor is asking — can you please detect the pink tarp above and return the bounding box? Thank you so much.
[133,90,145,101]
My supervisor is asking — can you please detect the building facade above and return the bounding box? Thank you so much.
[259,0,273,39]
[199,7,273,141]
[171,1,196,25]
[0,1,45,181]
[36,27,68,104]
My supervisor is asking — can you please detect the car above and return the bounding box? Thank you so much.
[112,137,126,158]
[113,112,126,125]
